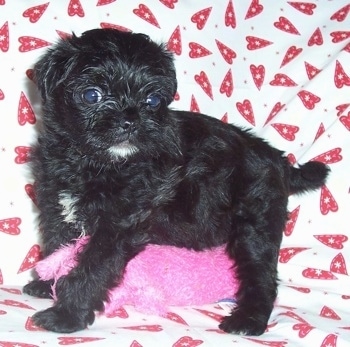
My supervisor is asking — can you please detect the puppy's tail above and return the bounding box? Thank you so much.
[289,161,329,195]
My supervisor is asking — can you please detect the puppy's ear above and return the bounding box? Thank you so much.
[34,36,78,101]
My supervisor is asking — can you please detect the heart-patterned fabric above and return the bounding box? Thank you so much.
[0,1,349,346]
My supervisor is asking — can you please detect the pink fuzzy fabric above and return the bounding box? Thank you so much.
[36,236,238,316]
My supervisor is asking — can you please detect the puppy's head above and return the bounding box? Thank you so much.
[35,28,178,162]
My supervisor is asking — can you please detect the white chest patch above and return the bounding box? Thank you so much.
[58,192,79,224]
[108,140,139,159]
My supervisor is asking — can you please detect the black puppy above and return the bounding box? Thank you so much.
[24,28,329,335]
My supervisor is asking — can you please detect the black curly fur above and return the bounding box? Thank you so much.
[23,28,329,335]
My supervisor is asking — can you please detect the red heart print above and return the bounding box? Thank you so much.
[287,153,297,165]
[68,0,85,17]
[334,60,350,88]
[320,185,338,215]
[308,27,323,46]
[314,234,347,249]
[339,112,350,131]
[250,64,265,90]
[313,122,325,142]
[336,103,350,116]
[159,0,178,9]
[310,148,342,164]
[288,2,316,15]
[220,69,233,97]
[302,268,338,280]
[221,113,228,123]
[194,72,213,100]
[14,146,31,164]
[0,342,38,347]
[297,90,320,110]
[0,299,35,310]
[99,23,131,33]
[264,102,285,125]
[0,89,4,100]
[105,306,129,318]
[17,244,41,273]
[0,21,9,52]
[26,69,34,81]
[191,7,212,30]
[122,324,163,332]
[0,218,21,235]
[271,123,299,141]
[330,31,350,43]
[173,336,203,347]
[25,184,37,206]
[18,36,51,52]
[344,42,350,53]
[225,0,236,28]
[245,0,264,19]
[304,61,321,80]
[133,4,160,28]
[130,341,143,347]
[167,26,182,55]
[96,0,117,5]
[215,40,236,64]
[330,253,348,275]
[25,317,45,331]
[190,95,200,113]
[320,306,341,320]
[165,312,188,326]
[58,337,105,345]
[320,334,337,347]
[22,3,49,23]
[330,4,350,22]
[244,338,287,347]
[279,247,309,263]
[274,16,300,35]
[284,206,300,236]
[246,36,273,50]
[270,73,297,87]
[194,309,224,322]
[0,287,22,294]
[288,286,311,294]
[18,92,36,125]
[236,99,255,126]
[293,323,314,338]
[280,46,303,67]
[189,42,212,58]
[174,91,180,101]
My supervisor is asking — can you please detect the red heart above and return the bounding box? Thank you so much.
[99,23,131,33]
[191,7,212,30]
[264,102,285,125]
[25,317,45,331]
[166,312,188,325]
[167,26,182,55]
[330,4,350,22]
[221,113,228,123]
[0,299,35,310]
[0,218,21,235]
[236,99,255,126]
[339,112,350,131]
[319,186,339,215]
[246,36,273,50]
[189,42,212,58]
[310,148,342,164]
[225,0,236,28]
[304,61,322,80]
[215,40,236,64]
[96,0,117,5]
[194,71,213,100]
[26,69,35,81]
[130,341,143,347]
[293,323,314,338]
[190,95,200,113]
[17,92,36,125]
[133,4,160,28]
[334,60,350,88]
[22,3,49,23]
[271,123,299,141]
[320,306,341,320]
[245,0,264,19]
[17,245,41,273]
[330,253,348,275]
[308,27,323,46]
[314,234,347,249]
[279,247,309,263]
[18,36,51,52]
[250,64,265,90]
[297,90,321,110]
[320,334,337,347]
[58,337,105,345]
[122,324,163,332]
[0,21,9,52]
[105,306,129,318]
[288,286,311,294]
[270,73,297,87]
[288,2,316,15]
[25,183,37,206]
[280,46,303,67]
[159,0,178,9]
[302,268,338,280]
[313,123,325,142]
[14,146,31,164]
[336,103,350,116]
[284,206,300,236]
[330,31,350,43]
[173,336,203,347]
[220,69,233,97]
[274,16,300,35]
[67,0,85,17]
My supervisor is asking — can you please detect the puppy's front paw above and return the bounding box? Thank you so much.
[23,279,53,298]
[32,306,95,333]
[219,309,267,336]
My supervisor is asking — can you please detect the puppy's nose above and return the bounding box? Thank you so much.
[120,119,137,133]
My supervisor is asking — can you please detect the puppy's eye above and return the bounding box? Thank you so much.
[82,88,103,104]
[145,94,161,109]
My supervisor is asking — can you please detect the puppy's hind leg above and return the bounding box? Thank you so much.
[219,189,287,335]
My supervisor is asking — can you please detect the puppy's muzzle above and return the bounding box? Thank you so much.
[120,119,137,134]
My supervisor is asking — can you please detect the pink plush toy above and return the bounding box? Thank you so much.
[36,236,238,316]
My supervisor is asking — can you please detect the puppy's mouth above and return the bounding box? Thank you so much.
[108,140,139,159]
